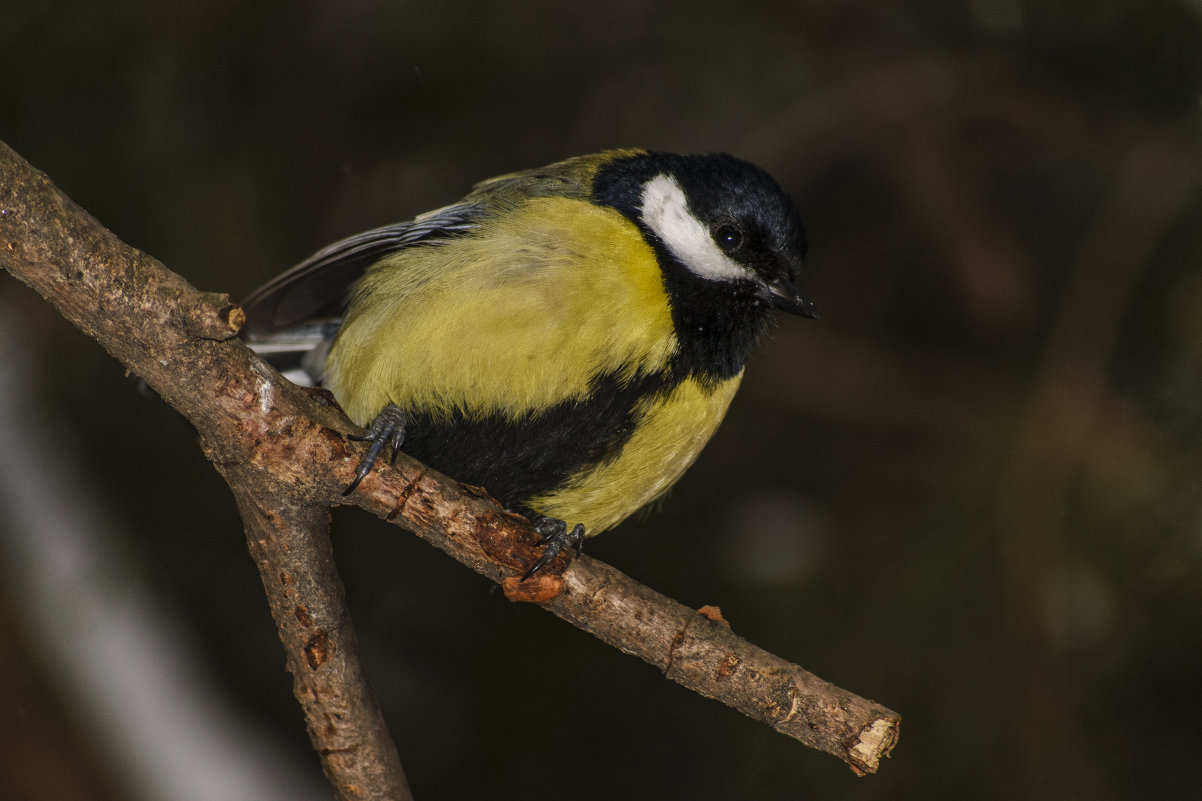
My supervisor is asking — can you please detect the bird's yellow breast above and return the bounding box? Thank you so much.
[325,195,679,426]
[528,374,742,534]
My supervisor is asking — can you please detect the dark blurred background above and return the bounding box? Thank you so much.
[4,1,1202,799]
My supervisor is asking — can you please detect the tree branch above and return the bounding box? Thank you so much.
[0,141,413,801]
[229,478,413,801]
[0,139,899,783]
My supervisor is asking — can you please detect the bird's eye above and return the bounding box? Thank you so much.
[713,224,744,252]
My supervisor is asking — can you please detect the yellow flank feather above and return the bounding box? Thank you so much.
[528,374,743,534]
[324,195,679,426]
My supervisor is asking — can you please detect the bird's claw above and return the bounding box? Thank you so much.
[343,404,407,495]
[521,517,586,580]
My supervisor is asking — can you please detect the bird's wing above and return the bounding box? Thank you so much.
[240,202,482,338]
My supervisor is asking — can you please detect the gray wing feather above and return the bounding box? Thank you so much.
[241,203,481,337]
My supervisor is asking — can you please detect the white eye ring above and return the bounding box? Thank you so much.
[638,174,755,284]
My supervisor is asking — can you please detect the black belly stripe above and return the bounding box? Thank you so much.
[399,370,674,510]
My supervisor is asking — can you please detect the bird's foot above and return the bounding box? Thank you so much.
[343,403,407,495]
[521,516,586,580]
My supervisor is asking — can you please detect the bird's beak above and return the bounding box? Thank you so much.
[759,278,818,319]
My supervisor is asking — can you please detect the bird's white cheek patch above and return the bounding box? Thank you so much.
[639,174,754,283]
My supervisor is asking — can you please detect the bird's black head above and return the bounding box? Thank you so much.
[593,151,815,381]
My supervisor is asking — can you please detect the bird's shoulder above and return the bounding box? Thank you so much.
[461,148,646,209]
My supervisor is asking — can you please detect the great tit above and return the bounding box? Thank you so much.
[243,149,815,576]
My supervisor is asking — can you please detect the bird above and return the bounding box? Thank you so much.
[241,149,815,577]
